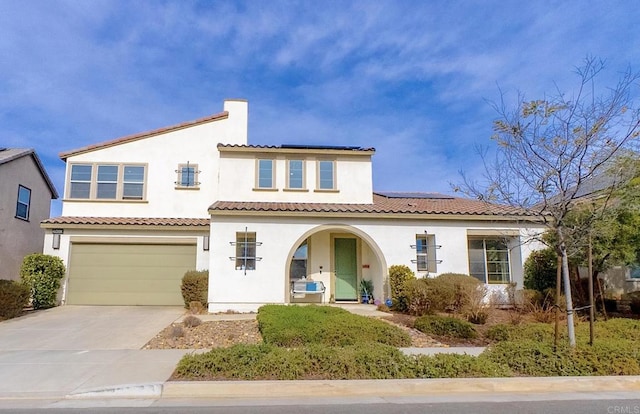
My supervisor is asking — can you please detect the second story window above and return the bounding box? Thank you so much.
[67,163,146,201]
[287,160,304,189]
[318,160,335,190]
[70,164,92,199]
[97,165,118,199]
[123,165,145,199]
[257,159,274,189]
[175,163,200,189]
[15,185,31,220]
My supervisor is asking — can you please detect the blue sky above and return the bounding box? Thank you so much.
[1,1,639,217]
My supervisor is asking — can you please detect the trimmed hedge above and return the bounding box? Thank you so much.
[0,280,30,320]
[20,254,65,310]
[180,270,209,309]
[414,315,477,339]
[257,305,411,347]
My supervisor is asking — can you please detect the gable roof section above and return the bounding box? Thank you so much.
[0,148,59,199]
[209,192,533,220]
[59,111,229,160]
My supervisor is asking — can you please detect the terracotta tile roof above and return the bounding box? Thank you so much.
[0,148,59,199]
[208,192,529,217]
[41,217,210,227]
[59,111,229,160]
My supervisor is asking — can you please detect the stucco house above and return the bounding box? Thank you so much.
[42,99,544,310]
[0,148,58,280]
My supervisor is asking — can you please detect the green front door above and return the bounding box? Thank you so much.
[335,238,358,301]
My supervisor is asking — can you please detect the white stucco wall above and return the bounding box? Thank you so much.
[208,215,545,312]
[61,100,248,218]
[217,153,374,203]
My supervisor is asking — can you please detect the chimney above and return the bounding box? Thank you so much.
[223,99,248,145]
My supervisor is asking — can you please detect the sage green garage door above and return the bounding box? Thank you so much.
[67,243,197,305]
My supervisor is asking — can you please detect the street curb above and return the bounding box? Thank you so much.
[67,383,163,399]
[162,376,640,399]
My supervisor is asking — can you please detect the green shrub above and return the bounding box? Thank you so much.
[173,343,510,380]
[430,273,481,312]
[257,305,411,347]
[576,318,640,342]
[20,254,65,310]
[405,278,436,315]
[174,343,416,380]
[0,280,30,320]
[413,353,511,378]
[485,324,512,342]
[485,322,554,343]
[482,339,640,376]
[524,248,557,292]
[414,315,477,339]
[180,270,208,309]
[388,265,415,312]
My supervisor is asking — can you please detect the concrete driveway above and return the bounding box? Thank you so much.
[0,305,185,350]
[0,306,189,400]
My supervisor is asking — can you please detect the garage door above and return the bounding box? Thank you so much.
[67,243,197,305]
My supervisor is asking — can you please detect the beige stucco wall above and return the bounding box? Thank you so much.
[0,155,54,280]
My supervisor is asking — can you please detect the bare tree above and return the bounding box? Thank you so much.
[458,58,640,346]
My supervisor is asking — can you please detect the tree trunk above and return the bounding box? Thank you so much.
[558,230,576,347]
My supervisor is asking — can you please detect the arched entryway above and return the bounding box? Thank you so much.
[285,224,387,304]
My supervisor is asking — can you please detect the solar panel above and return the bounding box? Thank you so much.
[280,144,366,151]
[375,191,455,199]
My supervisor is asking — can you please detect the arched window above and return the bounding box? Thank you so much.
[290,240,308,280]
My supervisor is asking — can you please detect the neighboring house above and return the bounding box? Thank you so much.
[567,171,640,296]
[0,148,58,280]
[42,99,545,310]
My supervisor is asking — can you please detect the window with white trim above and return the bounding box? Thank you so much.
[175,163,199,189]
[287,159,304,189]
[15,185,31,220]
[257,159,274,189]
[415,234,438,273]
[317,160,335,190]
[67,163,146,200]
[468,238,511,284]
[235,232,257,270]
[96,165,118,199]
[69,164,92,198]
[123,165,145,199]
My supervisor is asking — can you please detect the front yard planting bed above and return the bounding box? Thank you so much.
[173,306,640,380]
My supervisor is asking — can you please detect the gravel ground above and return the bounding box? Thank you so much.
[143,315,444,349]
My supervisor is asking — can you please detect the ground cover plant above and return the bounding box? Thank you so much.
[173,342,511,380]
[257,304,411,347]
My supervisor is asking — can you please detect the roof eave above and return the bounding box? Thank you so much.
[207,208,544,222]
[59,111,229,160]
